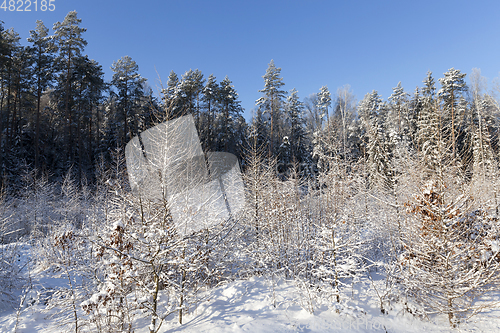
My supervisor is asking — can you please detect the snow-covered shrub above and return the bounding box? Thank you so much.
[399,179,500,327]
[0,190,23,310]
[19,168,56,239]
[86,166,240,332]
[40,224,95,332]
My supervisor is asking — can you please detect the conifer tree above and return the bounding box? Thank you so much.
[438,68,467,159]
[217,76,242,154]
[201,74,219,151]
[417,72,443,175]
[317,85,331,124]
[358,91,390,189]
[162,70,181,119]
[400,149,500,327]
[248,107,268,158]
[1,28,33,174]
[408,87,422,150]
[53,11,88,166]
[388,82,409,138]
[111,55,146,147]
[256,60,287,158]
[178,69,204,122]
[422,71,436,99]
[469,69,497,183]
[285,88,308,169]
[73,56,106,181]
[332,85,356,160]
[27,20,55,172]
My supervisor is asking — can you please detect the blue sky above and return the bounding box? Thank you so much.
[3,0,500,120]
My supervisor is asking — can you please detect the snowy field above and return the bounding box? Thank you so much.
[1,244,500,333]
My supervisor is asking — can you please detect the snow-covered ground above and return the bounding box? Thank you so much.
[1,244,500,332]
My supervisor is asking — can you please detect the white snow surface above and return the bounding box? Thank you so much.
[1,244,500,332]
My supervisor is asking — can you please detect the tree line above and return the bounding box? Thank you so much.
[2,11,500,193]
[0,11,246,188]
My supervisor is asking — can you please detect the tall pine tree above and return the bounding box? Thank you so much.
[53,11,87,167]
[111,55,146,147]
[256,60,286,158]
[27,20,55,172]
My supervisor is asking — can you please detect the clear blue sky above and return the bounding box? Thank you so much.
[3,0,500,120]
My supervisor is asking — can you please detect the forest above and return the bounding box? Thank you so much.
[1,10,500,332]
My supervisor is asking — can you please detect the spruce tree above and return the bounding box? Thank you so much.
[417,72,444,175]
[469,69,497,183]
[162,70,181,119]
[388,82,409,137]
[317,85,331,125]
[285,88,308,169]
[358,91,390,189]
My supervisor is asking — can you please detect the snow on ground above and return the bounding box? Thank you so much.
[157,277,500,333]
[1,244,500,332]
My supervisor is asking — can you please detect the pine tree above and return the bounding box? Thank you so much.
[1,28,34,176]
[111,55,146,147]
[256,59,287,158]
[217,75,242,154]
[201,74,219,151]
[178,69,204,122]
[27,20,55,172]
[438,68,467,159]
[53,11,88,166]
[73,56,106,181]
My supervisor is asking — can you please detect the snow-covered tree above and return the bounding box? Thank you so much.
[27,20,55,172]
[256,59,287,157]
[317,85,331,124]
[53,11,88,165]
[332,85,357,159]
[417,73,444,176]
[388,82,409,140]
[178,69,204,123]
[358,91,390,189]
[161,70,181,119]
[200,73,219,151]
[217,75,243,154]
[438,68,467,159]
[111,56,147,147]
[284,88,309,173]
